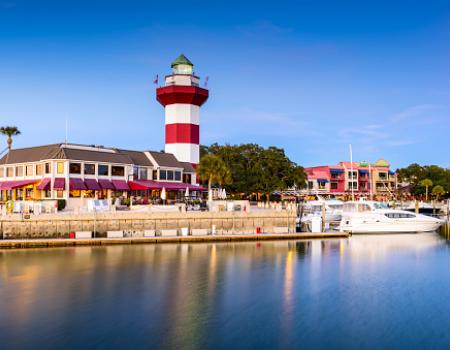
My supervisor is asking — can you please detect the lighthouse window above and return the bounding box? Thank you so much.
[167,171,174,181]
[175,171,181,181]
[160,170,167,180]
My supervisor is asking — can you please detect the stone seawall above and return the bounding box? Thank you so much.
[0,210,297,239]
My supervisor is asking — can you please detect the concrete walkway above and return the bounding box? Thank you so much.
[0,232,349,249]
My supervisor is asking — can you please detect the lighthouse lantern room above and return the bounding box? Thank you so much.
[156,54,209,166]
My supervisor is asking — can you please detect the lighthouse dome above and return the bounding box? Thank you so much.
[171,54,193,74]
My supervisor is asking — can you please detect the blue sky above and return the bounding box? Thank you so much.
[1,0,450,169]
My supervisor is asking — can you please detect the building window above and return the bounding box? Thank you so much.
[174,171,181,181]
[318,182,326,189]
[308,181,313,189]
[7,167,14,177]
[160,170,167,180]
[138,167,148,180]
[57,162,64,174]
[111,166,125,177]
[0,167,3,177]
[379,172,387,180]
[56,190,64,198]
[331,182,338,190]
[16,166,23,177]
[348,182,357,190]
[348,171,357,180]
[183,173,192,184]
[69,190,81,198]
[98,164,109,176]
[69,163,81,174]
[152,170,157,180]
[84,163,95,175]
[45,162,51,174]
[26,165,33,176]
[167,170,174,181]
[36,164,44,176]
[43,190,52,198]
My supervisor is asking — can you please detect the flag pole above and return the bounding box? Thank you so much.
[350,144,355,201]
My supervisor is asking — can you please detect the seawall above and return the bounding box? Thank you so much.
[0,210,297,239]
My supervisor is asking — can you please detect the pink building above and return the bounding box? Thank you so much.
[305,159,396,198]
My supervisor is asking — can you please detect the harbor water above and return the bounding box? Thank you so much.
[1,232,450,349]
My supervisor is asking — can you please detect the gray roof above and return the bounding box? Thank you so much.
[115,149,153,166]
[179,161,195,173]
[62,148,133,164]
[0,144,63,165]
[147,151,183,168]
[0,144,184,169]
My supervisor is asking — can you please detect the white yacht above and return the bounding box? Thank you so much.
[339,201,444,234]
[301,199,344,226]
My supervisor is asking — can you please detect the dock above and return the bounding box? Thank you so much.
[0,232,349,249]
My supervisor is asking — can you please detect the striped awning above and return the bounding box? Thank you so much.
[84,179,101,191]
[98,179,115,190]
[53,178,66,190]
[0,180,39,190]
[111,180,130,191]
[37,178,51,190]
[69,178,87,191]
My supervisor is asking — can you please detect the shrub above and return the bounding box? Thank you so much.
[57,199,66,211]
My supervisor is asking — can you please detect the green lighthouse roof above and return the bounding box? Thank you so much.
[171,54,193,68]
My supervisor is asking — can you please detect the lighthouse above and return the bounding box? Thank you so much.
[156,54,209,166]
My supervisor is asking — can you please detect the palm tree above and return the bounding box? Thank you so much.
[432,185,445,201]
[197,154,231,201]
[420,178,433,202]
[0,126,21,164]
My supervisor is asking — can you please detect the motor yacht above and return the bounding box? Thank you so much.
[339,201,444,234]
[300,199,344,231]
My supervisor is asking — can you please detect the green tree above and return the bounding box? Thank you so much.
[197,154,231,199]
[432,185,445,200]
[0,126,21,164]
[420,179,433,201]
[201,143,306,199]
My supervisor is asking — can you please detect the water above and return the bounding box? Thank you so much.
[1,233,450,349]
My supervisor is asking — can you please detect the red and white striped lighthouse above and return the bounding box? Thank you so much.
[156,54,209,166]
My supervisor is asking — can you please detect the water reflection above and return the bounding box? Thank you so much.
[0,233,449,349]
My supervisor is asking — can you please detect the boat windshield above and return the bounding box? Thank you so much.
[373,202,388,209]
[343,203,372,212]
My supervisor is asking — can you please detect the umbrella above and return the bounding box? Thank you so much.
[185,186,190,197]
[161,187,166,201]
[222,188,227,200]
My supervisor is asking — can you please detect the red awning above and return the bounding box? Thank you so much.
[112,180,130,191]
[98,179,115,190]
[129,180,206,191]
[53,178,66,190]
[158,181,206,191]
[84,179,101,191]
[0,180,39,190]
[69,178,87,191]
[37,178,51,191]
[129,180,163,190]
